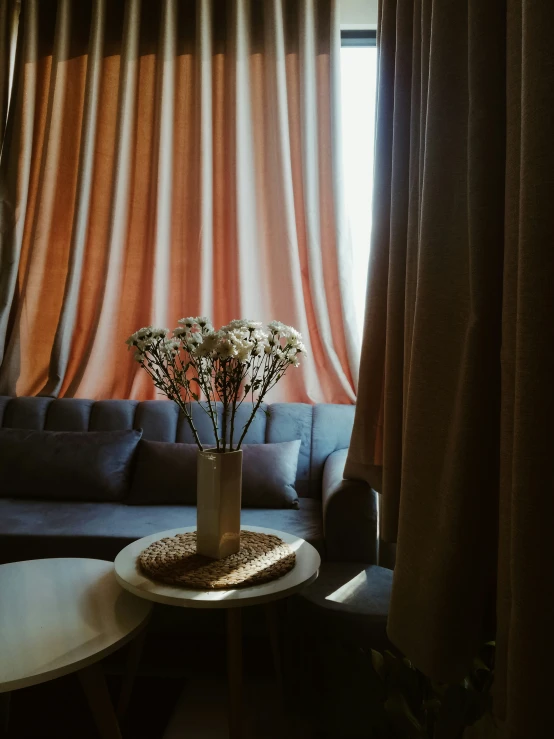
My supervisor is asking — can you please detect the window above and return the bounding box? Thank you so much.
[340,30,377,342]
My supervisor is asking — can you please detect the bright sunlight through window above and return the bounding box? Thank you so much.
[341,42,377,343]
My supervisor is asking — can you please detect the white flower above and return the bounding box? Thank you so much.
[175,317,211,345]
[145,328,167,342]
[267,320,286,334]
[127,326,168,348]
[183,334,203,356]
[285,328,302,345]
[218,343,238,359]
[135,339,150,352]
[220,328,255,362]
[216,333,238,359]
[145,326,167,339]
[222,319,246,331]
[195,331,219,357]
[236,345,252,362]
[251,328,269,343]
[266,321,304,355]
[126,328,147,347]
[264,343,284,360]
[229,328,250,344]
[281,341,305,365]
[246,322,262,330]
[206,331,220,345]
[251,341,266,356]
[160,339,180,357]
[194,344,210,358]
[222,318,261,332]
[177,317,199,328]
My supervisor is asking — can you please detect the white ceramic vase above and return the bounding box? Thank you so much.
[196,449,243,559]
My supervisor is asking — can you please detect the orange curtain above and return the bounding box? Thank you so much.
[347,0,554,736]
[0,0,358,403]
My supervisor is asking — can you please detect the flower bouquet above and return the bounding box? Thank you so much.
[126,317,305,558]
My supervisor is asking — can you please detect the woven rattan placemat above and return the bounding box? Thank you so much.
[138,530,296,590]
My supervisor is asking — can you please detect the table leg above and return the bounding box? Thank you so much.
[265,603,284,704]
[227,608,243,739]
[78,663,122,739]
[0,692,10,738]
[117,626,148,720]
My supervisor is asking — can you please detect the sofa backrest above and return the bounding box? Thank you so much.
[0,397,355,498]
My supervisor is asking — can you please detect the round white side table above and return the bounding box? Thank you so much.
[114,526,321,738]
[0,558,152,739]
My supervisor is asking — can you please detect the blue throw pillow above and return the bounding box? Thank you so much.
[129,439,301,509]
[0,428,143,501]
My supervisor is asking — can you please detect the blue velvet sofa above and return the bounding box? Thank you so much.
[0,396,378,565]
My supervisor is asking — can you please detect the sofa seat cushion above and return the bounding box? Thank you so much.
[0,498,323,564]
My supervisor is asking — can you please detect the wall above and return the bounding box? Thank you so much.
[340,0,378,29]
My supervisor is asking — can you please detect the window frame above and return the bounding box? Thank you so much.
[340,30,377,48]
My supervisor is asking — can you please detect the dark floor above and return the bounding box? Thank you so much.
[6,672,180,739]
[4,601,382,739]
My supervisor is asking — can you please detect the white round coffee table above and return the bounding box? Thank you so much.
[0,558,152,738]
[115,526,320,738]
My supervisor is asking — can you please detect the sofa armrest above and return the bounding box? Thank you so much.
[322,448,379,563]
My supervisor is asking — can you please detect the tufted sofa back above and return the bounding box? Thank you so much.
[0,397,355,498]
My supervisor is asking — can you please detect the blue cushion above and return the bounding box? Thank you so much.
[0,428,142,501]
[129,439,301,508]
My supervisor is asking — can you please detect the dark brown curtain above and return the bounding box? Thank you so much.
[346,0,554,735]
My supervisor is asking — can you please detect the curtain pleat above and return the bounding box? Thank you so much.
[494,3,554,735]
[234,0,257,320]
[0,0,36,383]
[152,0,176,329]
[0,0,356,403]
[71,0,141,399]
[43,0,106,397]
[197,0,213,318]
[348,0,554,734]
[0,0,19,147]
